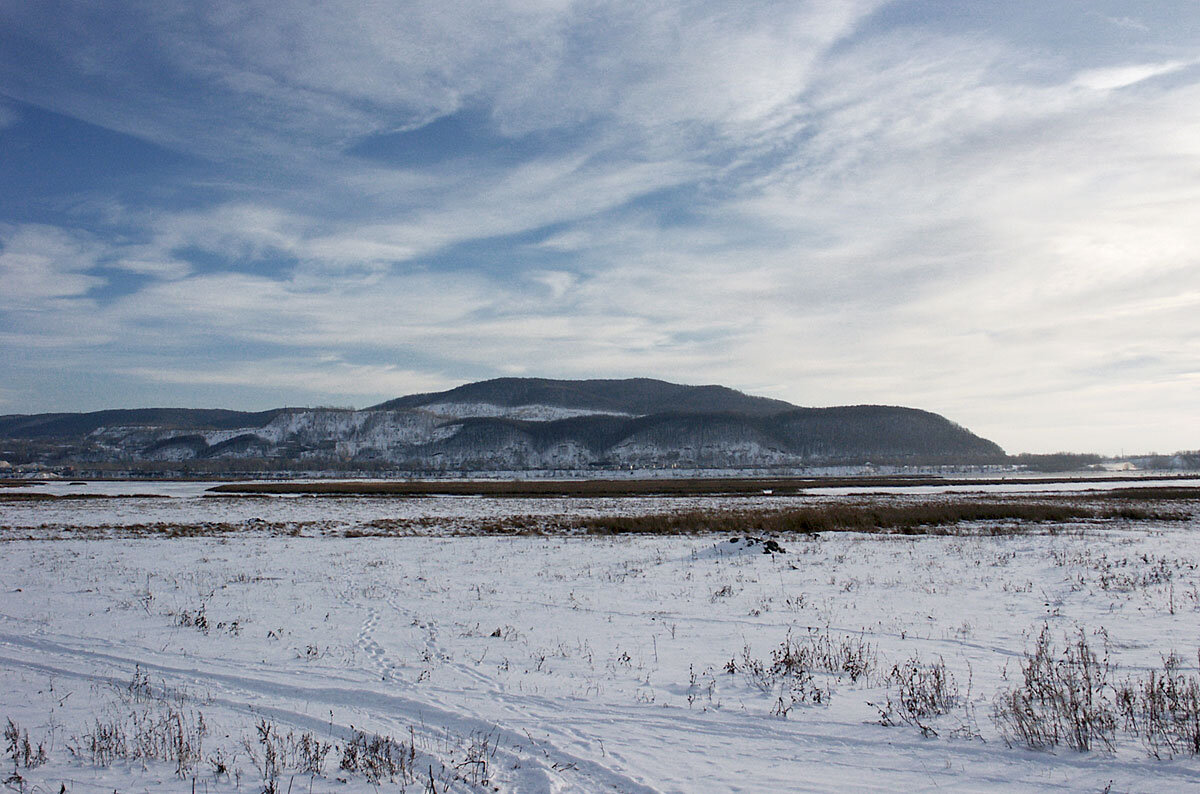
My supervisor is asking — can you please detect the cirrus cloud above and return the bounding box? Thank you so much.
[1,1,1199,454]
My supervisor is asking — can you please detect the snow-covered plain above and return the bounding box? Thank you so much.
[3,486,1200,792]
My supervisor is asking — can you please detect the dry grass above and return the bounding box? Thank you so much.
[4,497,1188,541]
[1102,487,1200,501]
[0,521,313,541]
[874,655,960,737]
[1118,652,1200,758]
[566,501,1180,536]
[994,628,1200,757]
[333,499,1186,539]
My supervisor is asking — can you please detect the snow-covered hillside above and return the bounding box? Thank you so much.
[420,402,635,421]
[3,377,1007,470]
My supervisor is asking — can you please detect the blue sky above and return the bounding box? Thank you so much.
[1,1,1198,454]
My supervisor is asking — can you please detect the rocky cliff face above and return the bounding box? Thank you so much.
[0,377,1006,470]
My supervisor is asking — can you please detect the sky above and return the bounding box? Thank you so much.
[1,1,1198,455]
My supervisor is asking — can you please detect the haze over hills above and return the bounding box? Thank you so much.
[0,377,1006,472]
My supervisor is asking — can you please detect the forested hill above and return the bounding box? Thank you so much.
[0,377,1005,470]
[372,377,797,416]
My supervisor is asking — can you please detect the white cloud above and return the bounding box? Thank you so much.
[124,359,454,399]
[0,225,104,308]
[3,4,1200,454]
[105,269,498,349]
[0,99,17,129]
[1073,60,1192,91]
[1101,15,1150,33]
[108,257,192,279]
[0,1,885,163]
[118,152,699,273]
[493,1,887,139]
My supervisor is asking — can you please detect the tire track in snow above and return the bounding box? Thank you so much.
[0,631,663,794]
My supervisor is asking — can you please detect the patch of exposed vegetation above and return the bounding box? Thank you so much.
[0,520,315,541]
[873,655,961,737]
[566,501,1183,536]
[22,668,496,791]
[1102,487,1200,501]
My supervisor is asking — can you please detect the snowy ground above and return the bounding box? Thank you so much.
[3,487,1200,792]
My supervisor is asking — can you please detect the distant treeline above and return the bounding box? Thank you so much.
[1010,452,1200,472]
[1009,453,1105,472]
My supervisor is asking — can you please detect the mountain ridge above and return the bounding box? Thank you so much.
[371,377,798,416]
[0,377,1005,470]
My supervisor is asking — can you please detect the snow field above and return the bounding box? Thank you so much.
[2,496,1200,791]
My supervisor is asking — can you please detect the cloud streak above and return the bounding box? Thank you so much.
[1,1,1199,454]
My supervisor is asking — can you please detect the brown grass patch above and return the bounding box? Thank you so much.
[1101,487,1200,501]
[564,501,1182,536]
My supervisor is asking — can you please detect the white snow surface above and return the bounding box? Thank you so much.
[2,488,1200,791]
[419,402,636,421]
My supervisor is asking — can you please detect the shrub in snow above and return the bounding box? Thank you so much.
[992,625,1116,752]
[874,655,959,737]
[1117,652,1200,759]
